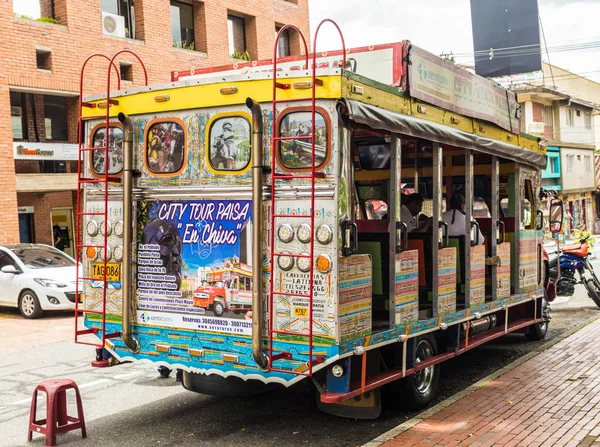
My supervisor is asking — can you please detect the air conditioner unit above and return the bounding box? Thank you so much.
[102,12,126,38]
[527,122,545,136]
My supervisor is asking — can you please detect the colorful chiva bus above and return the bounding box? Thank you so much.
[75,21,555,419]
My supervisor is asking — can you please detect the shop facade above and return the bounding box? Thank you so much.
[1,0,310,245]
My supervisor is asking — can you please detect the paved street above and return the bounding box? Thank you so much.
[1,261,600,447]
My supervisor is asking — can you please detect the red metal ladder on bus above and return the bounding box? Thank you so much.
[268,20,346,376]
[74,52,148,363]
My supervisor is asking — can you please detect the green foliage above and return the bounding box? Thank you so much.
[173,41,195,51]
[14,14,60,24]
[231,50,251,61]
[573,228,595,245]
[37,17,59,24]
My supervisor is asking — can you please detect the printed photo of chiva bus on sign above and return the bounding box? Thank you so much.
[135,199,254,335]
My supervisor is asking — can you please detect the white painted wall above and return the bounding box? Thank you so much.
[558,106,596,146]
[560,147,595,191]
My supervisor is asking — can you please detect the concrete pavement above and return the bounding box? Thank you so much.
[0,311,187,447]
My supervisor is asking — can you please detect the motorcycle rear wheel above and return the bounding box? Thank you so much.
[585,278,600,308]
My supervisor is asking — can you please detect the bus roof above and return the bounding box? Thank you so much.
[81,42,544,164]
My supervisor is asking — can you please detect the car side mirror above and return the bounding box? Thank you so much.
[549,199,564,235]
[1,265,18,274]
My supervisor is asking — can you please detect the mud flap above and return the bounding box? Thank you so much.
[317,389,381,419]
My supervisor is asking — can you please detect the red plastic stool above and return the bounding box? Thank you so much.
[27,379,86,446]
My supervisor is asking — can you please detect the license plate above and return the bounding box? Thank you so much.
[91,263,121,282]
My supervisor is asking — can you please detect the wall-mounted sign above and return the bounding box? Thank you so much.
[18,206,34,214]
[13,142,78,161]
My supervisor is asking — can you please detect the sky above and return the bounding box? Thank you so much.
[309,0,600,83]
[14,0,600,82]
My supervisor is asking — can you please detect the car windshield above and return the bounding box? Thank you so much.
[10,247,75,269]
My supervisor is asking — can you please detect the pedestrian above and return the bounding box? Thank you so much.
[53,224,66,251]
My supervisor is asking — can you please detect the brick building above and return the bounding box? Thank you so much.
[1,0,310,252]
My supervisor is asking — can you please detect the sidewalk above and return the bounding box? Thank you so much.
[369,317,600,447]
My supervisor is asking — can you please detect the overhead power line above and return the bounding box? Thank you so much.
[450,39,600,61]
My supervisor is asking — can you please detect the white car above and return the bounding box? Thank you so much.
[0,244,79,318]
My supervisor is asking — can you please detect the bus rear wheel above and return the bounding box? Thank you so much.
[400,335,440,410]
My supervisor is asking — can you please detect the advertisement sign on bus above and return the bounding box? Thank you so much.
[135,199,254,335]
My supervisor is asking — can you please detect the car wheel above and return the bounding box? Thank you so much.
[19,290,43,319]
[213,299,225,317]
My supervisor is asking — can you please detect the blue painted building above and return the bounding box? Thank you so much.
[542,146,561,191]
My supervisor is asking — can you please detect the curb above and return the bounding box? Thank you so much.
[362,314,600,447]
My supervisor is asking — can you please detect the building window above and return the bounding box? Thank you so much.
[101,0,134,39]
[228,15,246,57]
[43,95,68,141]
[13,0,56,20]
[36,48,52,71]
[566,108,574,127]
[40,160,67,173]
[275,26,291,58]
[10,92,27,140]
[546,154,559,175]
[585,155,592,173]
[120,62,133,82]
[585,112,592,129]
[171,1,195,50]
[542,105,553,126]
[566,154,574,173]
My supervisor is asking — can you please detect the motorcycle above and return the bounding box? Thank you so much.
[548,236,600,307]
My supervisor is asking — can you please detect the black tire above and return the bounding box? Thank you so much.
[526,321,548,340]
[526,293,550,341]
[400,335,440,410]
[213,300,225,317]
[585,279,600,308]
[158,366,172,378]
[19,290,43,319]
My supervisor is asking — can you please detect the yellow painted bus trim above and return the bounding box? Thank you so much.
[81,76,344,119]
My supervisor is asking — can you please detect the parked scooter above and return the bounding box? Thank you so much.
[548,236,600,306]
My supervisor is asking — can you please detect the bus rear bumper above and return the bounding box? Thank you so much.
[181,371,283,397]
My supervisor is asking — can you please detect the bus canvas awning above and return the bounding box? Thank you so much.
[343,99,546,169]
